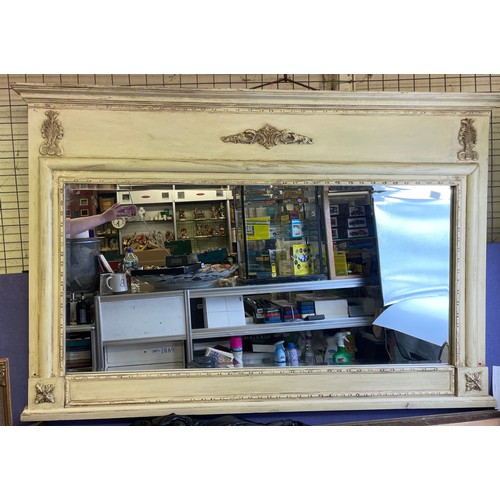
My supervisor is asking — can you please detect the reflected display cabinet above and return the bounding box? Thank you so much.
[14,83,499,422]
[116,185,233,257]
[234,185,327,283]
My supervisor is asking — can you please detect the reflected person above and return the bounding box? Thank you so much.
[66,203,136,238]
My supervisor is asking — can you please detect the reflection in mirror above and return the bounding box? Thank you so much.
[64,182,452,374]
[372,186,451,364]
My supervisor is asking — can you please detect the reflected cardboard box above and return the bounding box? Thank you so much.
[134,248,171,267]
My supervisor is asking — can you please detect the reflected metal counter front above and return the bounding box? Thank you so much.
[95,291,187,371]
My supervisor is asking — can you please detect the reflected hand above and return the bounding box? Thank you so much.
[105,203,137,221]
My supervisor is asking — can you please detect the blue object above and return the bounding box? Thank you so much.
[274,340,286,367]
[286,342,299,366]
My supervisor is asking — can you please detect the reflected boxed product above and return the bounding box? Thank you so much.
[164,239,192,255]
[331,216,348,228]
[330,203,348,216]
[295,292,349,318]
[205,347,234,368]
[347,228,371,238]
[292,244,313,275]
[291,219,303,238]
[248,249,277,278]
[134,248,170,267]
[347,217,367,229]
[246,217,271,240]
[334,251,349,276]
[348,205,373,217]
[203,295,246,328]
[166,254,198,267]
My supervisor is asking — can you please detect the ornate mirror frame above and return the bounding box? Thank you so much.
[0,358,13,426]
[14,84,498,422]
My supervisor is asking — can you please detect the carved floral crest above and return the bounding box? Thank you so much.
[457,118,478,161]
[35,382,55,404]
[465,371,482,391]
[40,110,64,156]
[221,124,313,149]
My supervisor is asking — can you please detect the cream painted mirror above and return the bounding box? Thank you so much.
[14,84,498,422]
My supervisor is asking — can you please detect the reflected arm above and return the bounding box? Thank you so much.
[66,203,136,238]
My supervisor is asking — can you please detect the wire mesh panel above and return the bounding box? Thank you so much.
[489,110,500,241]
[0,75,29,273]
[337,74,500,93]
[0,74,499,274]
[338,75,500,242]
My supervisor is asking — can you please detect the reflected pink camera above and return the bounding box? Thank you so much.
[123,205,137,217]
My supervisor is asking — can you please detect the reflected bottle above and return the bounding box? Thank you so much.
[66,296,71,326]
[123,247,139,272]
[286,342,299,367]
[274,340,286,367]
[230,336,243,367]
[69,292,77,325]
[76,292,91,325]
[303,333,315,365]
[123,247,139,293]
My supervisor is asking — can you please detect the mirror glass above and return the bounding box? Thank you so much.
[371,185,451,363]
[64,181,451,374]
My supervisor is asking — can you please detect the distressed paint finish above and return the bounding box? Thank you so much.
[13,85,499,421]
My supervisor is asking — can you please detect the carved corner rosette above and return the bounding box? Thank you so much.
[464,371,483,392]
[457,118,478,161]
[221,123,313,149]
[39,110,64,157]
[35,382,56,404]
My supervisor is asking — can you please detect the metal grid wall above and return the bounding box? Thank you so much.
[337,74,500,244]
[1,74,499,274]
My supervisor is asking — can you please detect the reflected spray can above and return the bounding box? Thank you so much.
[230,336,243,367]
